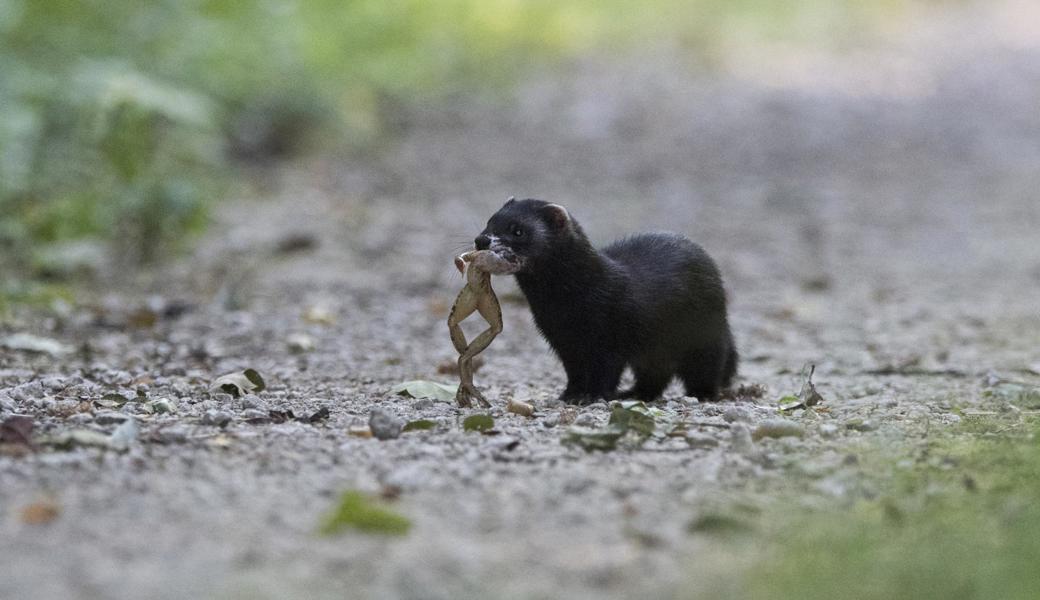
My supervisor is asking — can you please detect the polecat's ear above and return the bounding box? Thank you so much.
[542,203,571,230]
[505,196,516,205]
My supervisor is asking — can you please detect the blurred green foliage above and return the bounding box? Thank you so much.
[0,0,927,281]
[691,417,1040,600]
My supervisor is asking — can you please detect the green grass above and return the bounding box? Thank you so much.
[689,423,1040,600]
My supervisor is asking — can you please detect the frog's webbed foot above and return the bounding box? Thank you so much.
[456,382,491,409]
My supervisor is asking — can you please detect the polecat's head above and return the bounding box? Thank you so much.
[474,197,577,272]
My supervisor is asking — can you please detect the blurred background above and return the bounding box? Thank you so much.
[5,0,1037,311]
[3,3,1040,598]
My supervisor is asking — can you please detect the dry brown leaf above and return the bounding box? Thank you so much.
[21,499,60,525]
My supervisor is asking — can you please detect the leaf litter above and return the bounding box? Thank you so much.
[319,491,411,536]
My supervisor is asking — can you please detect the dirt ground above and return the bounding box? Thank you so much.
[2,2,1039,598]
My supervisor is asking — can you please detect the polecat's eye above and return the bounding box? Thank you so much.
[511,225,524,237]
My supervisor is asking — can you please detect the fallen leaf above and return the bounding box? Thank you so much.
[319,491,411,536]
[609,402,660,439]
[21,499,60,525]
[1,333,72,356]
[563,402,673,452]
[562,424,627,451]
[209,369,266,398]
[462,414,495,432]
[268,409,295,423]
[301,407,330,423]
[779,364,825,412]
[402,419,437,432]
[688,513,751,535]
[347,426,373,438]
[390,380,457,403]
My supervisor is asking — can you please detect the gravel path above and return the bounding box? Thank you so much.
[2,3,1039,598]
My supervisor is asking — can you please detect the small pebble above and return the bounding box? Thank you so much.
[369,408,402,440]
[240,394,264,410]
[202,410,233,427]
[685,432,720,449]
[241,409,268,421]
[846,418,878,432]
[729,423,755,454]
[723,407,751,423]
[153,426,189,444]
[573,413,597,427]
[752,419,805,441]
[109,417,139,451]
[818,423,840,438]
[94,410,130,425]
[541,413,561,428]
[286,333,315,353]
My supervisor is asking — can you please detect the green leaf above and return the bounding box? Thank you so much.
[562,424,627,451]
[462,414,495,432]
[390,380,457,402]
[688,513,752,535]
[209,369,265,398]
[778,395,800,405]
[402,419,436,432]
[608,402,656,438]
[319,491,411,536]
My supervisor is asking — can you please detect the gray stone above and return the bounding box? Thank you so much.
[241,408,268,421]
[573,413,598,427]
[541,413,561,428]
[153,426,190,444]
[240,394,264,410]
[729,423,755,454]
[94,410,130,425]
[846,418,878,432]
[369,408,402,440]
[382,463,431,491]
[685,432,720,449]
[109,417,139,451]
[723,407,751,423]
[201,410,233,427]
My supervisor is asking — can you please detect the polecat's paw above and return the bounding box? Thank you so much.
[558,392,601,406]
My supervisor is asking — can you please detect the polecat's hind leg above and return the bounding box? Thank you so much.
[679,343,729,401]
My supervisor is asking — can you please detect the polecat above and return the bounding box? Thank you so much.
[474,198,737,404]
